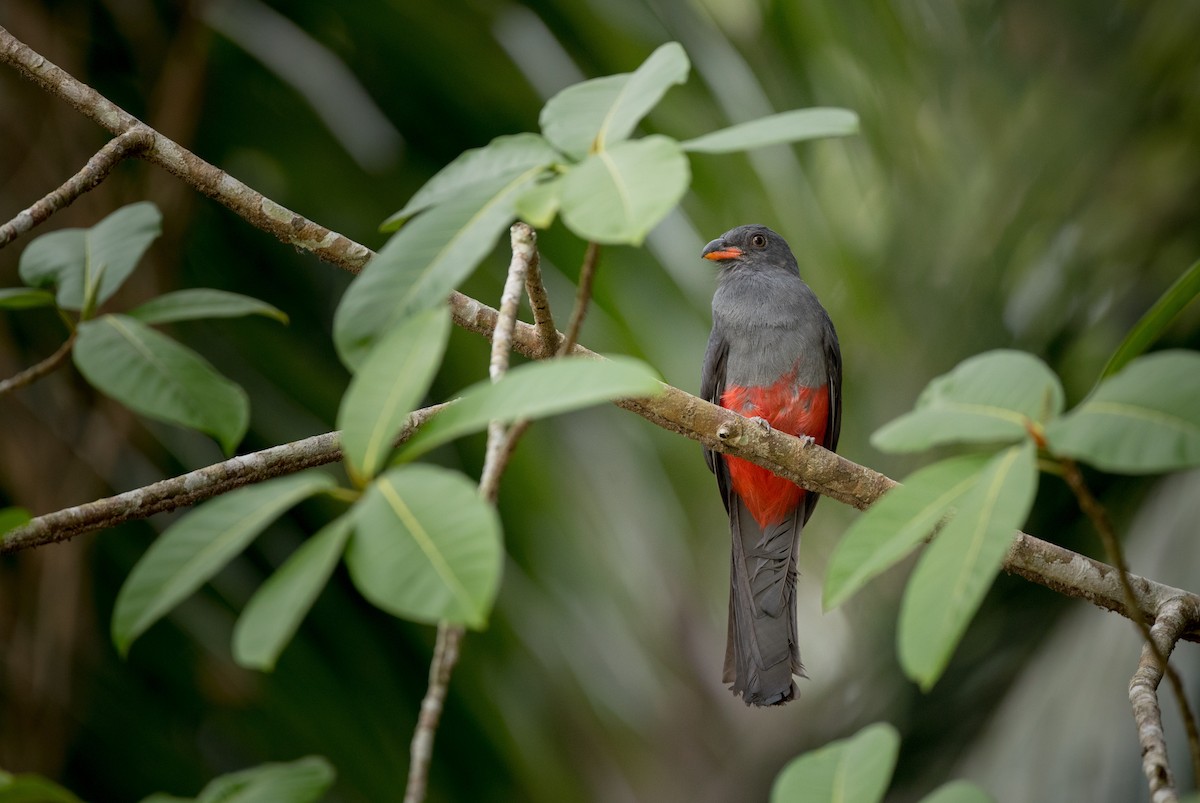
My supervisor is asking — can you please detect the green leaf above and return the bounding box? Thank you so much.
[142,756,335,803]
[381,133,561,230]
[129,288,288,325]
[401,355,663,460]
[539,42,689,159]
[823,453,990,611]
[232,515,353,672]
[18,201,161,311]
[73,314,249,455]
[333,168,544,370]
[346,465,502,629]
[337,307,451,483]
[0,507,32,537]
[770,722,900,803]
[872,350,1062,453]
[919,780,995,803]
[1046,350,1200,473]
[558,136,690,245]
[0,771,84,803]
[112,472,334,656]
[898,441,1037,690]
[682,107,860,153]
[515,175,564,229]
[0,287,56,310]
[1101,259,1200,380]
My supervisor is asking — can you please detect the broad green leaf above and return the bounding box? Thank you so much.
[381,133,561,230]
[539,42,689,159]
[0,507,31,537]
[333,168,544,370]
[1046,350,1200,473]
[346,465,502,629]
[515,175,564,229]
[558,136,690,245]
[141,756,335,803]
[337,307,451,483]
[18,201,161,311]
[401,355,663,460]
[770,722,900,803]
[920,780,995,803]
[872,350,1062,453]
[112,472,334,656]
[898,441,1037,690]
[823,453,990,611]
[682,107,860,153]
[0,771,83,803]
[232,515,353,672]
[129,288,288,325]
[0,287,56,310]
[19,229,85,309]
[73,314,249,455]
[1101,259,1200,380]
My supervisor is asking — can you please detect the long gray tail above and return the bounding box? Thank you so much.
[724,497,804,706]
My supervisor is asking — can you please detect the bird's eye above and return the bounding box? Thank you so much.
[750,233,767,248]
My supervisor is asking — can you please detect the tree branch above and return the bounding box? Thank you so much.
[0,406,446,554]
[0,127,153,248]
[0,26,373,274]
[1062,458,1200,781]
[1130,597,1197,803]
[403,622,462,803]
[403,223,540,803]
[521,236,560,358]
[0,333,76,396]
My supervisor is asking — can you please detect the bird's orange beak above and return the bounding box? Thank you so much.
[702,240,743,261]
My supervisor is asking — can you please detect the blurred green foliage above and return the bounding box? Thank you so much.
[1,1,1199,801]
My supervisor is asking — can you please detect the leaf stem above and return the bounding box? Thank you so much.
[558,241,600,356]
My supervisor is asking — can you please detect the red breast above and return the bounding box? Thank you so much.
[720,372,830,527]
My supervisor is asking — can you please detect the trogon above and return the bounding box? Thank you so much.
[700,224,842,707]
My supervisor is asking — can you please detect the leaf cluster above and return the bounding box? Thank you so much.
[824,262,1200,690]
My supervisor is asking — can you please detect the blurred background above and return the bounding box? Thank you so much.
[2,1,1199,801]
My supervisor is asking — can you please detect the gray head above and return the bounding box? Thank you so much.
[701,224,799,278]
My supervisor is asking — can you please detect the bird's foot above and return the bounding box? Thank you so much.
[797,434,815,447]
[748,416,773,434]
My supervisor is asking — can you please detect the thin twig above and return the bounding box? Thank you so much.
[0,333,76,396]
[1130,597,1195,803]
[1060,458,1200,783]
[557,241,600,356]
[403,622,462,803]
[522,240,560,357]
[403,223,540,803]
[0,405,447,554]
[0,128,154,249]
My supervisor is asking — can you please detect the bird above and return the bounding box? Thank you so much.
[700,224,842,706]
